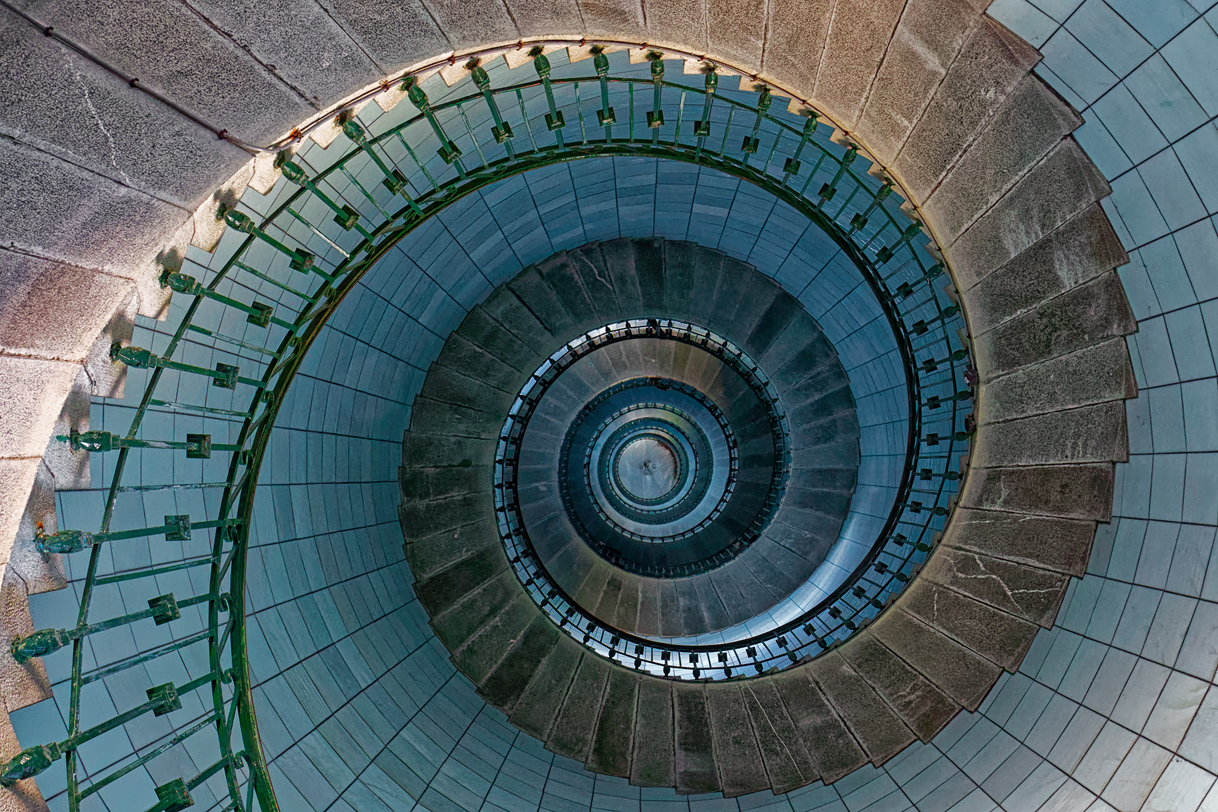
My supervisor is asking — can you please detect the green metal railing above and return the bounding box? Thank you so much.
[3,44,970,809]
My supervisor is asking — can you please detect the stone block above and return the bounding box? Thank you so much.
[973,401,1128,467]
[964,204,1127,328]
[925,76,1082,244]
[569,243,620,325]
[479,278,558,356]
[419,0,519,53]
[770,669,866,783]
[979,339,1136,422]
[587,668,639,777]
[812,0,908,129]
[402,515,498,582]
[674,682,719,794]
[455,304,547,371]
[612,576,640,629]
[427,567,517,651]
[973,273,1136,381]
[509,265,579,340]
[808,652,915,764]
[402,432,497,469]
[632,678,675,787]
[510,639,584,739]
[0,559,54,716]
[758,0,831,101]
[399,464,489,502]
[836,632,959,742]
[895,17,1039,203]
[684,245,726,327]
[946,140,1112,289]
[744,293,801,360]
[923,547,1069,628]
[576,0,645,41]
[436,333,529,392]
[662,240,698,320]
[536,252,601,333]
[600,238,646,318]
[942,507,1094,576]
[854,0,980,165]
[707,0,766,70]
[408,395,501,439]
[0,357,80,460]
[740,680,818,793]
[706,683,768,797]
[419,365,514,414]
[412,545,506,617]
[399,489,494,539]
[478,615,561,712]
[452,591,537,683]
[899,580,1040,672]
[316,0,448,71]
[960,463,1114,521]
[503,0,583,40]
[548,653,610,762]
[870,608,1003,710]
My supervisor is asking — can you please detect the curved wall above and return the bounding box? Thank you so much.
[4,2,1218,812]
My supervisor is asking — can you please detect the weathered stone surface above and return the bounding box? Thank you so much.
[452,591,537,683]
[869,609,1002,710]
[923,547,1070,628]
[925,76,1081,244]
[436,332,530,392]
[813,0,909,129]
[503,0,583,41]
[313,0,448,71]
[836,632,959,742]
[771,669,866,783]
[422,560,513,640]
[707,0,765,70]
[973,401,1128,467]
[641,0,707,55]
[0,357,81,459]
[458,294,551,365]
[946,140,1112,289]
[759,0,831,102]
[973,273,1136,380]
[408,395,501,439]
[966,204,1127,330]
[508,265,579,339]
[707,683,768,797]
[400,489,494,539]
[632,678,675,787]
[419,364,515,414]
[943,507,1095,576]
[510,640,584,739]
[569,243,621,325]
[900,579,1040,672]
[588,668,639,777]
[854,0,980,165]
[536,251,601,332]
[740,681,818,793]
[600,238,646,317]
[662,240,699,320]
[402,432,497,469]
[674,682,719,794]
[478,615,561,712]
[980,339,1136,422]
[808,652,915,764]
[961,463,1115,521]
[420,0,519,52]
[0,557,54,717]
[548,652,611,761]
[400,464,489,501]
[577,0,645,41]
[895,17,1039,203]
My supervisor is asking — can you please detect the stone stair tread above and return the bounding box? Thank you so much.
[685,247,728,327]
[972,401,1128,468]
[744,293,802,360]
[409,395,501,439]
[813,0,907,130]
[399,491,494,544]
[836,632,960,742]
[569,243,621,325]
[791,440,861,471]
[922,549,1070,629]
[478,282,559,356]
[808,652,916,765]
[947,139,1111,289]
[791,412,861,448]
[477,615,562,713]
[632,679,676,787]
[537,251,601,333]
[633,238,666,312]
[926,75,1083,245]
[508,265,579,338]
[710,566,775,619]
[900,580,1040,672]
[975,272,1136,381]
[943,507,1095,577]
[436,332,528,393]
[455,305,545,372]
[961,463,1115,521]
[981,338,1136,423]
[707,683,769,797]
[587,668,640,777]
[419,364,515,415]
[739,680,819,793]
[673,683,720,794]
[452,590,538,684]
[399,464,489,502]
[762,520,837,564]
[401,515,498,582]
[547,652,612,762]
[662,240,699,320]
[509,638,585,739]
[771,670,868,783]
[788,467,859,493]
[895,16,1040,203]
[612,577,641,629]
[402,432,496,469]
[426,566,516,650]
[599,237,646,316]
[869,608,1003,711]
[967,203,1127,326]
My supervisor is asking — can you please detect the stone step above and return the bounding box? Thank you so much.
[399,491,494,546]
[451,590,538,684]
[941,507,1095,577]
[972,401,1128,468]
[535,251,603,335]
[899,580,1040,672]
[836,632,960,742]
[586,668,640,778]
[399,464,489,503]
[673,682,720,794]
[408,395,500,439]
[418,364,515,416]
[922,548,1070,628]
[743,293,803,361]
[568,243,622,326]
[547,653,612,762]
[815,0,909,132]
[477,615,562,713]
[631,679,676,787]
[961,463,1115,522]
[400,515,498,582]
[436,331,529,393]
[771,670,868,783]
[965,203,1127,329]
[471,283,557,360]
[426,567,517,651]
[402,432,496,470]
[632,238,667,316]
[706,682,769,797]
[808,652,916,765]
[661,240,700,322]
[869,608,1003,711]
[599,238,646,316]
[508,265,580,339]
[980,338,1135,424]
[739,680,819,793]
[509,638,585,739]
[975,272,1136,381]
